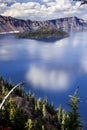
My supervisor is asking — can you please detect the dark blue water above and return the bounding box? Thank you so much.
[0,32,87,129]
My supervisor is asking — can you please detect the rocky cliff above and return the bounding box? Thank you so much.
[0,15,87,34]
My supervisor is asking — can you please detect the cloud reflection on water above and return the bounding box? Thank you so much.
[25,32,87,91]
[0,45,16,60]
[0,32,87,91]
[26,65,70,91]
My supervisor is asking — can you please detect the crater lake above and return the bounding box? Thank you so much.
[0,31,87,129]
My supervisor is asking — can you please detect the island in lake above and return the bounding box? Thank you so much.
[16,27,69,40]
[0,15,87,39]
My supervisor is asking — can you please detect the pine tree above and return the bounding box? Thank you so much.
[42,125,45,130]
[25,119,34,130]
[13,107,27,130]
[57,104,63,129]
[7,98,16,125]
[68,87,82,130]
[61,110,68,130]
[57,104,62,123]
[42,103,47,118]
[37,98,42,111]
[34,98,38,111]
[43,96,48,106]
[1,98,16,127]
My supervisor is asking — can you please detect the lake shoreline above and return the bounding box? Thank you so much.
[0,32,87,130]
[16,28,69,41]
[17,34,69,42]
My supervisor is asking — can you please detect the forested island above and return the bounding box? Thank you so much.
[0,76,82,130]
[16,28,68,40]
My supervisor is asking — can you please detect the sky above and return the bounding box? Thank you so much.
[0,0,87,21]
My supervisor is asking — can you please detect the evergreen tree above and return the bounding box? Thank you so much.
[57,104,63,129]
[57,104,62,123]
[34,98,38,111]
[13,107,27,130]
[0,77,84,130]
[43,96,48,106]
[42,125,45,130]
[61,110,68,130]
[42,103,47,118]
[1,98,15,127]
[68,87,82,130]
[37,98,42,111]
[25,119,34,130]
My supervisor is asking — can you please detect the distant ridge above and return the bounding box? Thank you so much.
[0,15,87,33]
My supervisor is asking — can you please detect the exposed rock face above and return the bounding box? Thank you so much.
[54,16,87,32]
[0,15,87,33]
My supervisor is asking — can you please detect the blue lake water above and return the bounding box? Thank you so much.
[0,32,87,129]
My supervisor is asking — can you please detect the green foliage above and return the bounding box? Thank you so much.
[37,98,42,111]
[0,77,83,130]
[68,87,82,130]
[34,98,38,111]
[57,104,62,123]
[14,86,24,97]
[61,110,68,130]
[16,28,68,39]
[43,96,48,106]
[1,98,16,127]
[42,104,47,118]
[13,107,27,130]
[25,119,34,130]
[42,125,45,130]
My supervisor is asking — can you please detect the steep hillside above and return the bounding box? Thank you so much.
[0,76,83,130]
[0,15,87,34]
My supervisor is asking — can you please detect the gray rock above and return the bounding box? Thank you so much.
[0,15,87,34]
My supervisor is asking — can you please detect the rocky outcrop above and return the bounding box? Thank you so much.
[0,15,87,34]
[54,16,87,32]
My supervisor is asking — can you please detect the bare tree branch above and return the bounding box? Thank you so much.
[0,82,25,109]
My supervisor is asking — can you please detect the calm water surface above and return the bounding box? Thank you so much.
[0,32,87,129]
